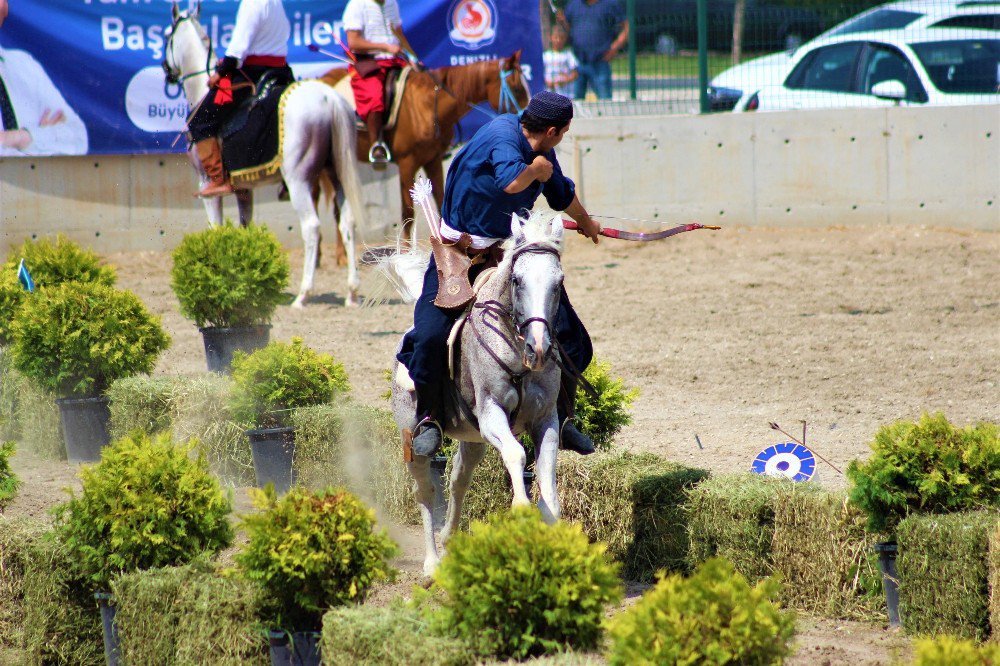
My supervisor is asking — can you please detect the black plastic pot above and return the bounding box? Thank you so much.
[95,592,120,666]
[874,542,901,628]
[199,325,271,373]
[268,630,321,666]
[247,426,296,494]
[56,396,111,463]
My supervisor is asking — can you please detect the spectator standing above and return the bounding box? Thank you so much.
[543,24,579,97]
[559,0,629,100]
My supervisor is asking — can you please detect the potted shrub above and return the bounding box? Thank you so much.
[52,431,234,665]
[847,412,1000,627]
[432,507,622,660]
[237,485,397,666]
[0,441,20,513]
[230,338,350,493]
[0,234,117,347]
[9,282,170,462]
[171,223,289,373]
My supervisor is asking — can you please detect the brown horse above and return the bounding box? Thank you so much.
[320,51,531,240]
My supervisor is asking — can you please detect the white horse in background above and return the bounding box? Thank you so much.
[387,211,568,575]
[163,2,367,306]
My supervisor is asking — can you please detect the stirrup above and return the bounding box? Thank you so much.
[411,416,443,457]
[368,140,392,164]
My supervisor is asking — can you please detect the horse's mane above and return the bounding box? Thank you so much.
[436,60,498,104]
[493,211,563,280]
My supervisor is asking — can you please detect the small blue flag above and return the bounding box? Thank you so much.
[17,259,34,293]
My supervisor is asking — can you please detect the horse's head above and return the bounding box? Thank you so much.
[487,51,531,115]
[504,212,565,371]
[161,2,212,88]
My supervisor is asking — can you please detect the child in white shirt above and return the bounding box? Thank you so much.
[543,24,578,97]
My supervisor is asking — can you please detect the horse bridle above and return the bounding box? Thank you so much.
[161,12,214,86]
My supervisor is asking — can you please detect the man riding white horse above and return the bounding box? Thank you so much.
[396,91,604,458]
[340,0,419,165]
[188,0,293,198]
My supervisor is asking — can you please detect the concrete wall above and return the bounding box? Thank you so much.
[1,104,996,254]
[559,104,998,232]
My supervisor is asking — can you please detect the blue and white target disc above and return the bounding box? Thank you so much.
[751,442,816,482]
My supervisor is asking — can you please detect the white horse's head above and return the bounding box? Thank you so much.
[162,3,212,90]
[503,212,565,371]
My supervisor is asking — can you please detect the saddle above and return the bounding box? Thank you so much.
[332,65,412,158]
[220,70,295,188]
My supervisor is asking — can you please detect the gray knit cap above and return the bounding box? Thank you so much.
[524,91,573,124]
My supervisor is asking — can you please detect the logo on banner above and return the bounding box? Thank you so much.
[447,0,497,50]
[125,67,189,133]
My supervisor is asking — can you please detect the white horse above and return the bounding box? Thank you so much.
[163,2,367,307]
[389,212,567,575]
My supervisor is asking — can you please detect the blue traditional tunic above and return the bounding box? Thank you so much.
[398,113,591,390]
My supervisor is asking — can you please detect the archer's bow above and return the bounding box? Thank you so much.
[562,220,721,241]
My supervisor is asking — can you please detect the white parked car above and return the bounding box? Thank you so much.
[743,27,999,110]
[708,0,1000,111]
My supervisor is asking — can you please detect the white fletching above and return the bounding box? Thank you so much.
[410,176,441,240]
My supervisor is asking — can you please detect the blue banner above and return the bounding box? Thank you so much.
[1,0,541,157]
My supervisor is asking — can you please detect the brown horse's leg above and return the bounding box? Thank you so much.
[424,156,446,212]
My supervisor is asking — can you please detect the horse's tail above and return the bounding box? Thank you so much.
[328,91,367,235]
[363,239,430,307]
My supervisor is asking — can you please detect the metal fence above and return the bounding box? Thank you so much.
[540,0,1000,115]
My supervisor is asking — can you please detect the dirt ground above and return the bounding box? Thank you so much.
[7,223,999,663]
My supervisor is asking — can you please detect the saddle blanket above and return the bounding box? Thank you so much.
[222,79,296,188]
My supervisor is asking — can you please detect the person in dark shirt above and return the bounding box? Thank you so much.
[397,91,602,457]
[560,0,629,100]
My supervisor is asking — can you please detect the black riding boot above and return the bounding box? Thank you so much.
[412,382,443,457]
[558,376,595,455]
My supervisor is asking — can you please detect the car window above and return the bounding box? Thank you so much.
[785,43,864,92]
[911,39,1000,93]
[930,15,1000,31]
[861,44,929,102]
[825,9,924,36]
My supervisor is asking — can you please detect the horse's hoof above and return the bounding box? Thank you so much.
[291,296,307,309]
[345,295,360,308]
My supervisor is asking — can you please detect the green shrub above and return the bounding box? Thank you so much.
[0,441,20,512]
[321,602,473,666]
[10,281,170,397]
[574,358,638,451]
[171,222,289,328]
[237,485,398,630]
[229,337,350,428]
[607,557,795,666]
[847,413,1000,535]
[912,635,1000,665]
[433,507,622,660]
[0,235,116,345]
[52,431,234,588]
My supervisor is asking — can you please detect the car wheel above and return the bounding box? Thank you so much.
[655,34,678,56]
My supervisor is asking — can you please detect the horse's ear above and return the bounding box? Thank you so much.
[508,50,522,68]
[549,214,565,246]
[193,0,201,18]
[172,2,180,20]
[510,214,527,243]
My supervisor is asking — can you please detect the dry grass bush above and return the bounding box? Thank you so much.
[321,602,473,666]
[686,473,792,583]
[111,558,267,666]
[169,373,252,486]
[0,517,49,652]
[292,402,418,526]
[0,354,63,460]
[20,534,104,665]
[455,450,707,582]
[988,521,1000,640]
[772,487,884,620]
[559,451,708,581]
[106,375,176,440]
[897,510,997,640]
